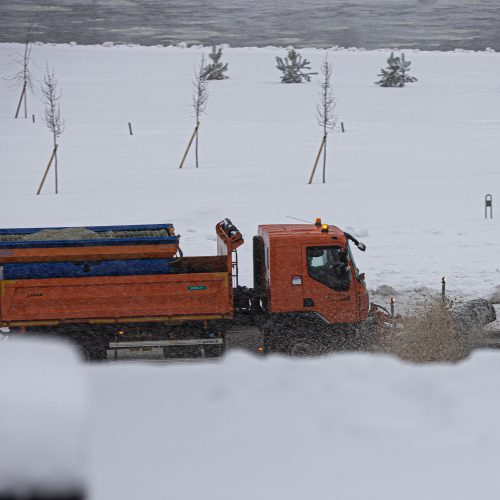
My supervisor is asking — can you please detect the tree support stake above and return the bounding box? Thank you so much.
[179,123,199,169]
[14,82,27,119]
[308,135,326,185]
[36,144,58,195]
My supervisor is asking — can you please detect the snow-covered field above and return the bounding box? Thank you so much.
[1,43,500,498]
[1,43,499,305]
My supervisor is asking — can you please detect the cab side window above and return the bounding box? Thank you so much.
[306,246,351,291]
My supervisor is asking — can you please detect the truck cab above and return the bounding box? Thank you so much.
[254,221,369,325]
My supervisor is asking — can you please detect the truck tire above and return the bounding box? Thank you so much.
[263,314,333,355]
[75,345,91,362]
[59,340,105,362]
[285,337,323,356]
[203,344,225,358]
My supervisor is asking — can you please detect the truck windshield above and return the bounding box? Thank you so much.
[306,246,351,292]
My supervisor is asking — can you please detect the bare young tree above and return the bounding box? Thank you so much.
[39,66,64,194]
[192,55,209,168]
[178,55,209,169]
[5,22,35,119]
[317,55,336,183]
[309,55,337,184]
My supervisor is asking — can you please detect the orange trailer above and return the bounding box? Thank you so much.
[0,222,242,327]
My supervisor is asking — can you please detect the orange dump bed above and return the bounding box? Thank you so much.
[0,244,179,264]
[0,220,244,327]
[0,271,232,326]
[0,223,179,263]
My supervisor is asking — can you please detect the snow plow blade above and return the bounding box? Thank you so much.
[452,299,496,333]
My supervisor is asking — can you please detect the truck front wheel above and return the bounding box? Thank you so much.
[285,337,323,356]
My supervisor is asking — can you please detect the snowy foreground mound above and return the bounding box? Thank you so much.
[89,350,500,500]
[0,338,88,497]
[2,339,500,499]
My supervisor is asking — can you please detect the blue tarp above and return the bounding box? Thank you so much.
[3,259,171,279]
[0,224,178,249]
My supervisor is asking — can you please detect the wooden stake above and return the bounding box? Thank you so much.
[54,142,58,195]
[36,145,58,195]
[195,126,199,168]
[32,114,35,123]
[341,122,345,133]
[128,122,133,135]
[24,86,28,119]
[14,82,27,119]
[308,135,326,185]
[322,134,327,184]
[179,123,199,169]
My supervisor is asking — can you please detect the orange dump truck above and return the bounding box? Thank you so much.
[0,219,377,358]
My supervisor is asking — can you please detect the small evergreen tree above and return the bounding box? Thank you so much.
[201,46,228,80]
[276,49,313,83]
[376,52,417,87]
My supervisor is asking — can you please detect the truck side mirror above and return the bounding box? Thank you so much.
[358,273,366,282]
[344,232,366,252]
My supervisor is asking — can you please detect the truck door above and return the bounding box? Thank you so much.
[302,246,359,324]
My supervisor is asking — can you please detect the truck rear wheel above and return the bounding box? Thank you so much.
[74,345,91,362]
[55,324,109,362]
